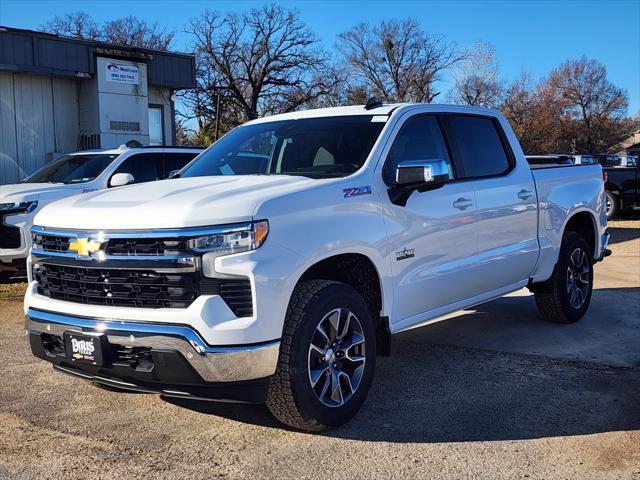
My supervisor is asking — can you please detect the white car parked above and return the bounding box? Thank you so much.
[24,103,609,431]
[0,146,202,279]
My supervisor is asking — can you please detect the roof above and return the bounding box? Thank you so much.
[244,103,502,125]
[66,146,203,156]
[0,26,195,89]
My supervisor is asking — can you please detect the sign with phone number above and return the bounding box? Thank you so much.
[106,63,140,85]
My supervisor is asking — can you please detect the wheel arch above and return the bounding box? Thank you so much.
[562,210,598,258]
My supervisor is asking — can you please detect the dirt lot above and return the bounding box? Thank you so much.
[1,220,639,479]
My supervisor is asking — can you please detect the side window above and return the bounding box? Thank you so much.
[112,154,160,184]
[160,153,199,178]
[448,115,511,178]
[383,115,452,185]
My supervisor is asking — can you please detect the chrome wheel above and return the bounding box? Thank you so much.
[307,307,366,408]
[566,247,590,309]
[605,195,613,217]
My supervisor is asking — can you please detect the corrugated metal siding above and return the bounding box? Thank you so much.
[0,72,79,184]
[0,32,34,67]
[0,72,21,184]
[38,38,92,73]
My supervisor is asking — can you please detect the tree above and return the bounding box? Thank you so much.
[449,41,504,107]
[182,4,339,135]
[42,12,174,51]
[337,19,461,103]
[502,73,572,154]
[102,17,174,51]
[545,57,629,152]
[41,12,100,40]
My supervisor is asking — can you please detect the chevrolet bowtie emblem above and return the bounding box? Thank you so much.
[68,238,103,257]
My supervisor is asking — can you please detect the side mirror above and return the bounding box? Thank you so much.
[396,159,450,186]
[109,173,135,187]
[389,159,450,207]
[168,169,180,179]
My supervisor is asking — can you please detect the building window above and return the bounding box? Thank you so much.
[148,106,164,145]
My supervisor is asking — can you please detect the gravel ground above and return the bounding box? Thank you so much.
[1,219,639,479]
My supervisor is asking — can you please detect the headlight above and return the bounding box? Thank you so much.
[192,221,269,277]
[0,201,38,213]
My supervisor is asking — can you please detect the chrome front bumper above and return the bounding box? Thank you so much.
[25,309,280,382]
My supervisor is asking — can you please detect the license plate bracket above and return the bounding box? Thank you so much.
[64,332,104,366]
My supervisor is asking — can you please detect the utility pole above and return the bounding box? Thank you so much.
[214,92,221,141]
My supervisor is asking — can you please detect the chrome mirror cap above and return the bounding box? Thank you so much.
[395,159,450,186]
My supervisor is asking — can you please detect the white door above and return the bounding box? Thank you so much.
[379,114,479,325]
[446,114,538,289]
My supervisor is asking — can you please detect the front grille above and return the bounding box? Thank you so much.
[0,216,21,248]
[34,264,253,315]
[106,238,190,256]
[33,233,70,252]
[35,264,200,308]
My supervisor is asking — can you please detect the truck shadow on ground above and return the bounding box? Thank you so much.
[166,286,640,442]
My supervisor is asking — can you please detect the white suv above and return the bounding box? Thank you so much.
[0,146,202,279]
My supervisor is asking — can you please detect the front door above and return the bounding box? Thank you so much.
[379,114,479,326]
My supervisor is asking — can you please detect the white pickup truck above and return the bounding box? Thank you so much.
[0,146,201,279]
[25,104,609,431]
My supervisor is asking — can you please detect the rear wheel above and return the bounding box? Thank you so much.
[534,232,593,324]
[266,280,376,431]
[605,191,618,220]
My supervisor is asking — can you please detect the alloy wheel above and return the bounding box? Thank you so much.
[566,247,590,309]
[307,307,366,408]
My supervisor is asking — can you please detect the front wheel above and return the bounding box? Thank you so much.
[534,232,594,324]
[266,280,376,431]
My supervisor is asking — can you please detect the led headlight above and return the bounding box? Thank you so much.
[0,201,38,213]
[192,221,269,277]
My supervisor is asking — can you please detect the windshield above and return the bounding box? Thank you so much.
[23,154,118,184]
[180,116,385,179]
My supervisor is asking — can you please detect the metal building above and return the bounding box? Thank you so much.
[0,26,196,184]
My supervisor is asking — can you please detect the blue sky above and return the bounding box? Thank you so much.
[1,0,638,113]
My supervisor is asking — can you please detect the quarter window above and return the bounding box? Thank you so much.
[448,115,511,178]
[383,116,453,185]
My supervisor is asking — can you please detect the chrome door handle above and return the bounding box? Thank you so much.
[453,198,473,210]
[518,189,534,200]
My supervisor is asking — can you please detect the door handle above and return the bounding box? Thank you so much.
[518,189,534,200]
[453,198,473,210]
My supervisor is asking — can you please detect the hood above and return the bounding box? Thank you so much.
[0,183,84,202]
[34,175,317,230]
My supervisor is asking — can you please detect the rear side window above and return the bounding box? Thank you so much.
[448,115,511,178]
[383,115,453,185]
[112,154,160,184]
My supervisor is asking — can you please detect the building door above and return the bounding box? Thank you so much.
[148,106,164,145]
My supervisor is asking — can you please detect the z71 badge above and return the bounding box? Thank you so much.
[343,186,372,198]
[395,247,415,261]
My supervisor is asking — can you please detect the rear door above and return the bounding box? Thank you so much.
[445,114,538,289]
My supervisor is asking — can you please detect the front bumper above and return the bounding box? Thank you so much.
[26,308,280,402]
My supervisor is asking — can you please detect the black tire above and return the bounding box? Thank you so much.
[266,280,376,431]
[605,191,618,220]
[534,232,594,324]
[0,271,14,283]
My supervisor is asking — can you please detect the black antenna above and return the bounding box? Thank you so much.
[364,96,383,110]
